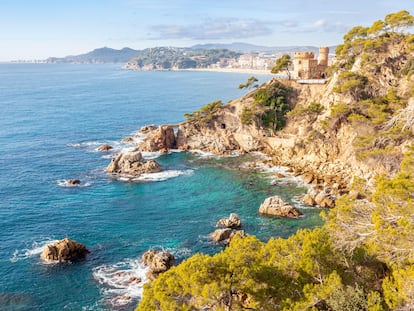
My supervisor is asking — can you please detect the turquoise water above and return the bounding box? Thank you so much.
[0,64,322,310]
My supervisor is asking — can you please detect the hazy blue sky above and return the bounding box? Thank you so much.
[1,0,413,61]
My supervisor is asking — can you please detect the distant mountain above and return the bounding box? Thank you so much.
[45,47,140,64]
[191,42,336,54]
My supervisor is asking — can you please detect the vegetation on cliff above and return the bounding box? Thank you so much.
[136,11,414,310]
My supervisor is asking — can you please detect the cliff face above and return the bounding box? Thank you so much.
[176,91,266,154]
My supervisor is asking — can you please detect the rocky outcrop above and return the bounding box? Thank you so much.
[142,250,175,280]
[97,144,113,151]
[302,187,335,208]
[41,238,89,262]
[105,147,162,177]
[259,196,302,218]
[175,91,267,155]
[140,125,176,152]
[216,213,241,228]
[139,124,157,133]
[210,228,245,244]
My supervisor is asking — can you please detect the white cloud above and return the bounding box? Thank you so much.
[314,19,327,28]
[149,18,274,40]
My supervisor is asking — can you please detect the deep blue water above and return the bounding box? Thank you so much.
[0,64,322,310]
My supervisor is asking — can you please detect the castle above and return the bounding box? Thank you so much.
[292,47,329,79]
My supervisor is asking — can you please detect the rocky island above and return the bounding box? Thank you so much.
[134,11,414,311]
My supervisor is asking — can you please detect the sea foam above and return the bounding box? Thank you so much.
[10,239,59,262]
[92,258,148,308]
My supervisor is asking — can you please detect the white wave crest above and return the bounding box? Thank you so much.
[134,169,194,182]
[92,258,148,308]
[189,149,218,158]
[10,239,59,262]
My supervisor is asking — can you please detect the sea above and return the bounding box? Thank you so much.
[0,64,322,311]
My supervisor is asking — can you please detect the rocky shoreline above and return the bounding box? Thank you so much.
[107,77,410,211]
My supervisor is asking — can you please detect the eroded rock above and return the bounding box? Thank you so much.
[105,147,162,177]
[40,238,89,262]
[140,125,176,152]
[142,250,175,280]
[258,196,302,218]
[216,213,242,228]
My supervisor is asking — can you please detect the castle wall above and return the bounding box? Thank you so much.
[293,47,329,79]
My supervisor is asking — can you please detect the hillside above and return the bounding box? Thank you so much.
[45,47,140,64]
[124,47,241,70]
[136,11,414,311]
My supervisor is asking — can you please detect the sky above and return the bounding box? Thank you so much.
[0,0,413,61]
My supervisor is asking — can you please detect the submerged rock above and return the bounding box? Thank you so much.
[142,250,175,280]
[105,147,162,177]
[258,196,302,218]
[216,213,242,228]
[40,238,89,262]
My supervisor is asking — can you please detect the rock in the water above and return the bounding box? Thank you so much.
[142,250,175,280]
[122,137,133,143]
[210,229,246,245]
[210,228,233,243]
[105,147,162,177]
[40,238,89,262]
[258,196,302,218]
[140,125,176,152]
[216,213,242,228]
[67,179,81,185]
[97,144,113,151]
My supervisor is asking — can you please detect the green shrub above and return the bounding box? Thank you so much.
[330,102,350,117]
[240,106,255,125]
[333,72,369,101]
[254,81,293,131]
[184,100,223,122]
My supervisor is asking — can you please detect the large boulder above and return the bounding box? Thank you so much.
[258,196,302,218]
[40,238,89,262]
[142,250,175,280]
[105,147,162,177]
[140,125,176,152]
[216,213,242,228]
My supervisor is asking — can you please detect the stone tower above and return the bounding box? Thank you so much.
[318,47,329,66]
